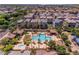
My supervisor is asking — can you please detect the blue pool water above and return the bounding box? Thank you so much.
[32,33,52,42]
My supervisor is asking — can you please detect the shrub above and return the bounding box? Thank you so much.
[2,44,13,55]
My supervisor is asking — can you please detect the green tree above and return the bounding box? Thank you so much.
[1,38,9,45]
[75,30,79,37]
[47,40,56,50]
[64,40,71,47]
[55,45,67,55]
[0,19,5,25]
[56,27,62,34]
[2,44,13,55]
[61,33,68,40]
[11,38,18,44]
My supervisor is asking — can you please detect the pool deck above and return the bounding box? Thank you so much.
[3,32,63,51]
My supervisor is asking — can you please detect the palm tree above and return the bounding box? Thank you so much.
[61,33,68,40]
[47,40,56,50]
[23,35,31,46]
[64,40,71,47]
[55,26,62,34]
[55,45,67,55]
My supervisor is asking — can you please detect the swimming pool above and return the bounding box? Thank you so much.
[32,33,52,42]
